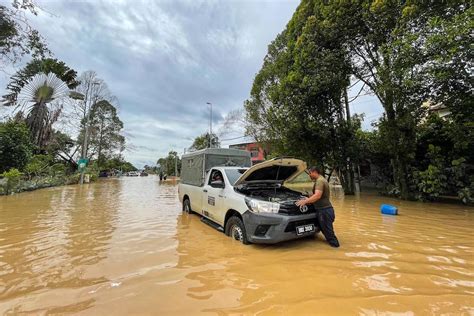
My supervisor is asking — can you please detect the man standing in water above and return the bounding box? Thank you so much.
[296,166,340,248]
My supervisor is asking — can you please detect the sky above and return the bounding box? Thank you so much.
[0,0,383,168]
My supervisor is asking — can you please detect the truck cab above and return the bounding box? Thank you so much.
[178,149,319,244]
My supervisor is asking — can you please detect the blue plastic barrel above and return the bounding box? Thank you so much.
[380,204,398,215]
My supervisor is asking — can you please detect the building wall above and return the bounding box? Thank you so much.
[229,142,266,164]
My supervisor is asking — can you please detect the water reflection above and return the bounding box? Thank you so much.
[0,179,472,314]
[0,182,118,313]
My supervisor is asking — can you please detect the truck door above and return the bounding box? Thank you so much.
[202,169,226,226]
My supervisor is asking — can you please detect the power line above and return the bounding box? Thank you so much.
[220,135,248,142]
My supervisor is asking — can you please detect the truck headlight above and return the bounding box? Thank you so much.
[245,197,280,214]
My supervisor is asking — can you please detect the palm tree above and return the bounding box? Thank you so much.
[16,72,70,148]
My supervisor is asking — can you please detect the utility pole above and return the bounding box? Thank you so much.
[206,102,212,148]
[79,81,100,185]
[175,153,178,177]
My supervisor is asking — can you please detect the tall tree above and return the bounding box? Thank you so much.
[2,58,78,106]
[157,151,180,176]
[1,58,78,150]
[64,71,116,160]
[245,0,472,199]
[244,0,356,192]
[190,132,220,151]
[80,100,125,168]
[67,71,115,129]
[7,72,73,149]
[323,1,471,198]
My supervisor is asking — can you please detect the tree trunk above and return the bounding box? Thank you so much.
[345,161,355,195]
[26,101,48,148]
[394,154,410,200]
[97,124,104,170]
[343,87,355,195]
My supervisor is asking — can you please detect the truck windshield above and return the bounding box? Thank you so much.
[224,168,247,186]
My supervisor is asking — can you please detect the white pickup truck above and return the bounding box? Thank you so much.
[178,148,319,244]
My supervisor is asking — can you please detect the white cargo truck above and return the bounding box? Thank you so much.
[178,148,319,244]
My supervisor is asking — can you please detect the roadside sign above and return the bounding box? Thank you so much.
[78,158,89,172]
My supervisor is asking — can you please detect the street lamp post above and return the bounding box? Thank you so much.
[206,102,212,148]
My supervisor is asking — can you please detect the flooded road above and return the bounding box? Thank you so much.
[0,176,473,315]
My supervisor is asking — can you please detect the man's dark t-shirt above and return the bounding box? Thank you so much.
[312,175,332,209]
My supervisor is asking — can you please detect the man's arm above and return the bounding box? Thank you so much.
[296,190,322,206]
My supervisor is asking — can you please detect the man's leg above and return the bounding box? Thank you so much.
[317,207,340,247]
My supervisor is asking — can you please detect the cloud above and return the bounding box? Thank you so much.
[0,0,383,167]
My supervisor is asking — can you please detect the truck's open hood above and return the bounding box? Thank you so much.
[234,158,307,186]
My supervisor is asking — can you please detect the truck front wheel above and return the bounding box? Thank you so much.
[183,198,193,214]
[225,216,249,244]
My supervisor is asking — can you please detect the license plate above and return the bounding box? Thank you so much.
[296,224,315,235]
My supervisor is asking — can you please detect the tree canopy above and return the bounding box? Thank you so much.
[0,120,33,173]
[190,132,220,151]
[245,0,472,200]
[2,58,79,106]
[0,1,49,69]
[80,100,125,167]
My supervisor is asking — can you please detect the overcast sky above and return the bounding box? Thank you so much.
[0,0,383,168]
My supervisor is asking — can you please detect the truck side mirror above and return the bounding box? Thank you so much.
[210,180,225,189]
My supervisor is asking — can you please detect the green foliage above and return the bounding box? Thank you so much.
[458,186,473,205]
[190,133,220,151]
[245,0,358,193]
[0,120,33,173]
[2,58,78,152]
[66,173,81,185]
[79,100,125,168]
[3,58,78,106]
[45,130,74,157]
[1,168,22,194]
[119,161,137,173]
[245,0,472,201]
[414,164,445,200]
[24,154,52,178]
[424,6,473,123]
[413,145,448,201]
[157,151,180,176]
[0,2,49,67]
[103,157,137,172]
[415,115,473,204]
[354,129,393,189]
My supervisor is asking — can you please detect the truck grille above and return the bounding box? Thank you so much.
[278,201,316,215]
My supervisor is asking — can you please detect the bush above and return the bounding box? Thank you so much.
[0,121,33,173]
[66,173,81,184]
[458,186,473,205]
[413,145,448,201]
[89,173,98,182]
[24,154,52,179]
[1,168,22,194]
[50,162,67,176]
[414,165,448,201]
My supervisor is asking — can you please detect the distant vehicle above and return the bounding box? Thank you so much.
[99,171,109,178]
[140,171,148,176]
[178,148,319,245]
[128,171,140,177]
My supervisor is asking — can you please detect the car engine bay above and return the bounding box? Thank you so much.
[235,183,315,215]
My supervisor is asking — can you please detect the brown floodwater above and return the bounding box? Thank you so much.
[0,176,473,315]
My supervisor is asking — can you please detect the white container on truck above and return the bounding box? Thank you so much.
[178,148,320,244]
